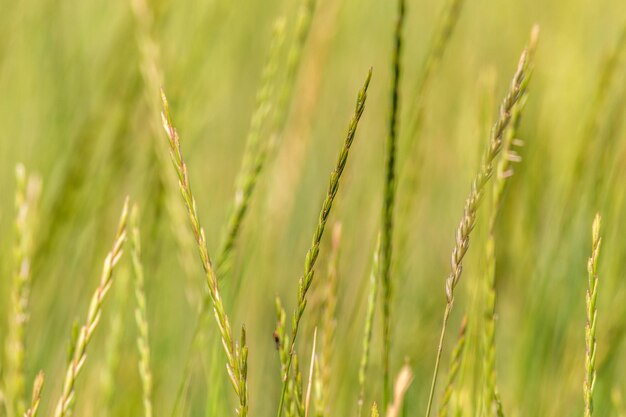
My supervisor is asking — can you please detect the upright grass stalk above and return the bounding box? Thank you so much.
[482,30,537,416]
[24,371,44,417]
[438,316,467,417]
[381,0,405,408]
[357,235,381,417]
[216,17,287,276]
[276,68,372,417]
[272,0,317,137]
[161,91,248,417]
[584,214,602,417]
[53,198,129,417]
[4,165,41,417]
[403,0,464,147]
[423,31,538,417]
[130,206,154,417]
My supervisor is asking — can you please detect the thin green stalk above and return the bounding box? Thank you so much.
[53,198,130,417]
[161,91,248,417]
[4,164,41,417]
[131,206,154,417]
[381,0,405,408]
[357,235,381,417]
[584,214,602,417]
[276,68,372,417]
[438,316,467,417]
[424,31,538,417]
[24,372,44,417]
[404,0,464,147]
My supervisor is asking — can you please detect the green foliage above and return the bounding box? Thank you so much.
[0,1,625,417]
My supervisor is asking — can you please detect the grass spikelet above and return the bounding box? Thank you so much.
[53,198,130,417]
[386,364,413,417]
[424,29,538,417]
[4,164,41,417]
[160,90,248,417]
[130,206,154,417]
[438,316,467,417]
[381,0,405,407]
[584,213,602,417]
[24,371,44,417]
[483,27,538,417]
[357,235,381,417]
[315,223,341,417]
[276,68,372,417]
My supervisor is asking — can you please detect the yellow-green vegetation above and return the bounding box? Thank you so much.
[0,0,625,417]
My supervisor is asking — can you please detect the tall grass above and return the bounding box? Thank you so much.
[161,91,249,417]
[1,1,625,417]
[584,214,602,417]
[381,0,405,407]
[52,198,129,417]
[3,165,41,417]
[277,68,372,417]
[424,28,539,417]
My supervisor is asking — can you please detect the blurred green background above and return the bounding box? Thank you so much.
[0,0,625,416]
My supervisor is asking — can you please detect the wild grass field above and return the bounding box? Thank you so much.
[0,0,625,416]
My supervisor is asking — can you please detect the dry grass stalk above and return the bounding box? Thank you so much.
[160,91,248,417]
[424,27,539,417]
[4,164,41,417]
[53,198,129,417]
[24,371,44,417]
[483,28,538,417]
[386,364,414,417]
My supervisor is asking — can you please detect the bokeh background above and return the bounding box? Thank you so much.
[0,0,625,416]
